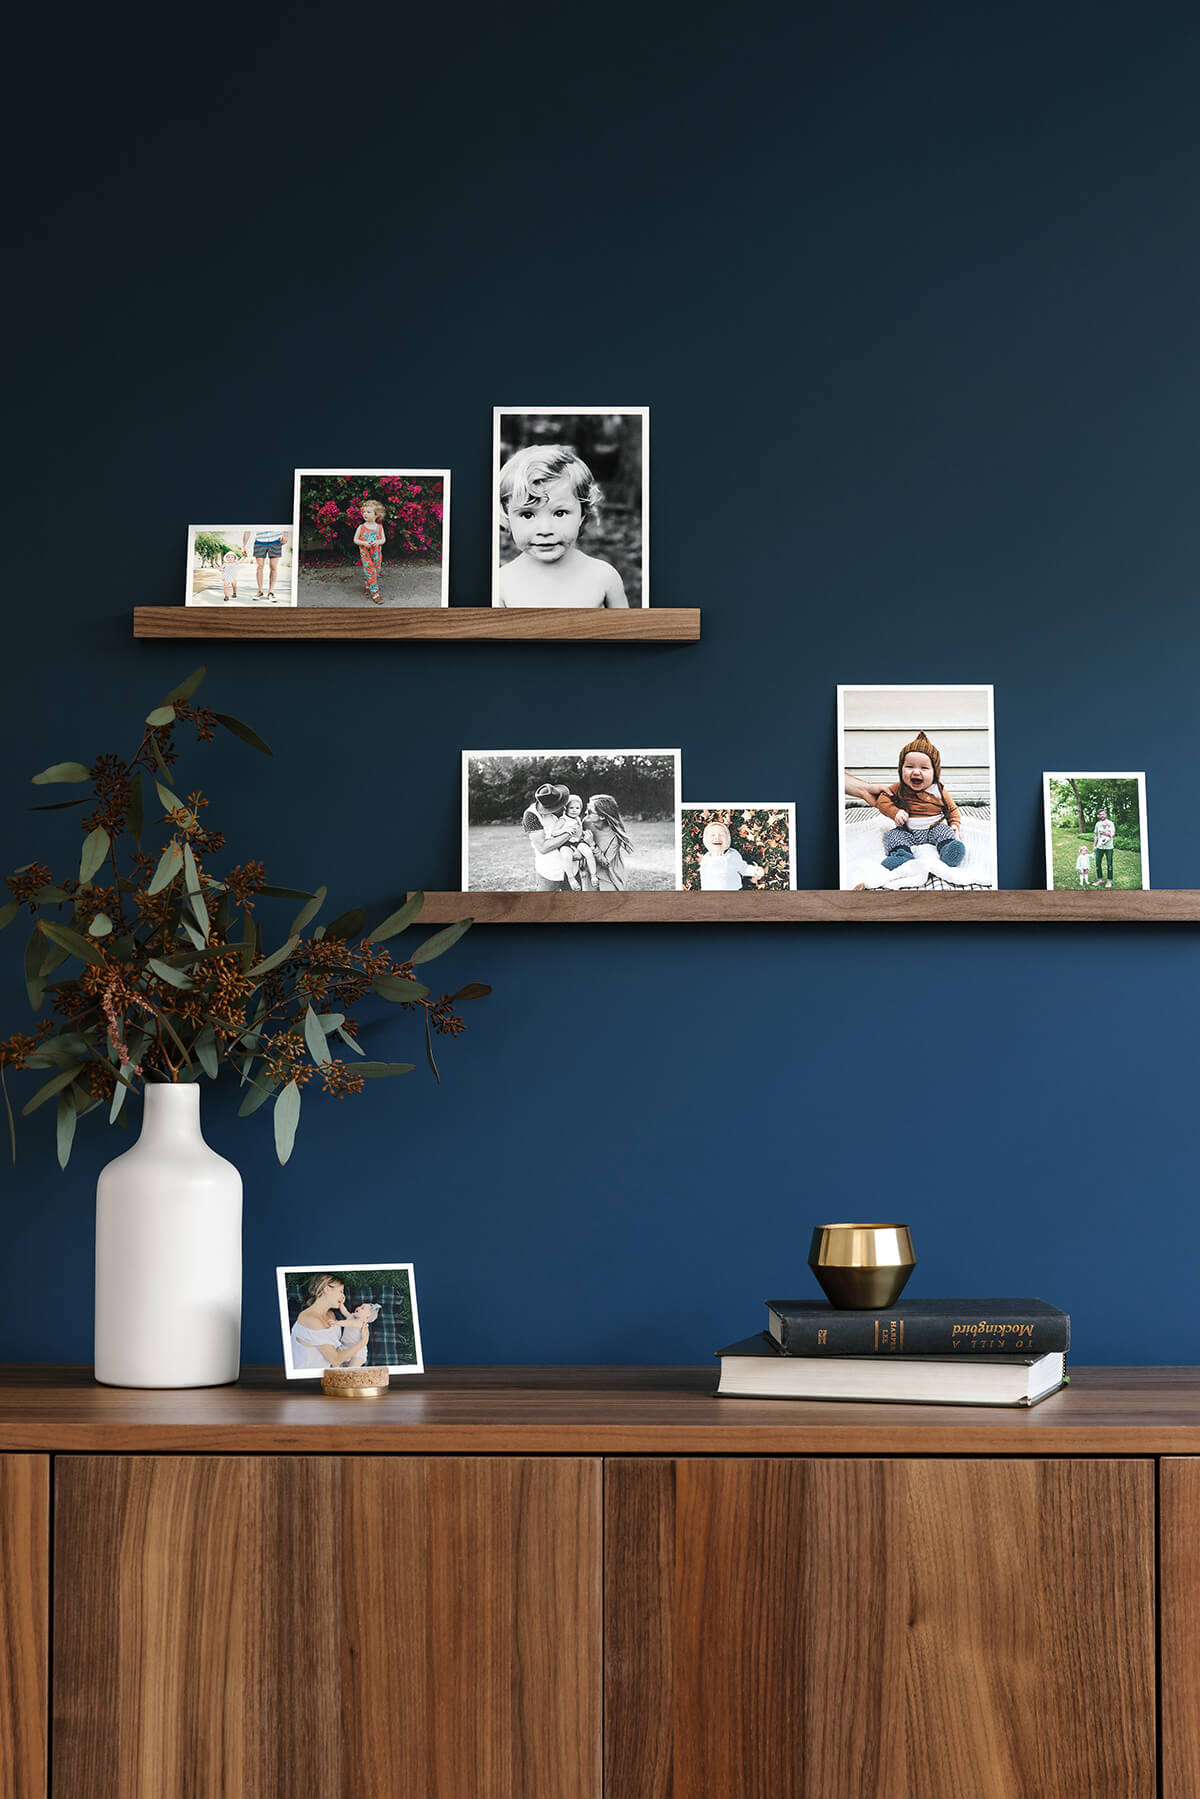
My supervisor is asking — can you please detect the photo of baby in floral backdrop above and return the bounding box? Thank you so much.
[680,805,796,891]
[292,469,449,607]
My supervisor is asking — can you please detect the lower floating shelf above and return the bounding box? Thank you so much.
[133,607,699,641]
[412,890,1200,924]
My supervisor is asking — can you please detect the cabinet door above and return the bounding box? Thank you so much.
[53,1456,601,1798]
[0,1455,48,1799]
[606,1457,1155,1799]
[1162,1457,1200,1799]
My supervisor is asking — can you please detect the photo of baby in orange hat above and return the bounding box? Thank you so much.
[838,687,997,890]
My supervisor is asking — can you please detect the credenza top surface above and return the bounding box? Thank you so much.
[0,1364,1197,1454]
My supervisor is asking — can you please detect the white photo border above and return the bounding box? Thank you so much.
[836,684,998,890]
[461,747,682,891]
[275,1260,424,1379]
[680,803,798,889]
[1041,771,1149,891]
[184,523,295,607]
[491,407,649,608]
[292,469,452,608]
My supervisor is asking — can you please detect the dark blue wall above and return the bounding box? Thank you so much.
[5,1,1197,1366]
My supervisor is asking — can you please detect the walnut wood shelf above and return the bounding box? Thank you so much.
[133,606,700,641]
[2,1364,1198,1454]
[412,888,1200,924]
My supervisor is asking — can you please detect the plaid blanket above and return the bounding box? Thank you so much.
[286,1275,418,1367]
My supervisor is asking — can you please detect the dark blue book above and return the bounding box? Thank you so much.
[765,1297,1070,1358]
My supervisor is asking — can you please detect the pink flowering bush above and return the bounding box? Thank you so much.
[298,475,444,568]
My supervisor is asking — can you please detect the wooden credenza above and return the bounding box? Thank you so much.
[1,1365,1197,1797]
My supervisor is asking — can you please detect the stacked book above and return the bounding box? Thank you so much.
[716,1298,1070,1406]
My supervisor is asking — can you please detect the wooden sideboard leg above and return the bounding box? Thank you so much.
[1162,1458,1200,1799]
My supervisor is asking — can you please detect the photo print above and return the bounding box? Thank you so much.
[1043,773,1149,890]
[493,408,648,608]
[293,470,449,608]
[463,750,681,892]
[185,525,294,606]
[838,686,998,890]
[276,1263,423,1380]
[681,805,797,891]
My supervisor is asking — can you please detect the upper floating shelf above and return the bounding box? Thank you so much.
[133,607,700,642]
[411,890,1200,924]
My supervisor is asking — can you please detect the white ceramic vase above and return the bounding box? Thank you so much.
[94,1082,242,1388]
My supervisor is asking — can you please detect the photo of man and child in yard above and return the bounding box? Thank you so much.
[463,751,680,891]
[493,410,647,607]
[1043,774,1149,890]
[292,470,449,607]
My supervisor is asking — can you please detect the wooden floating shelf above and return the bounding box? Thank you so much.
[411,890,1200,924]
[133,607,700,642]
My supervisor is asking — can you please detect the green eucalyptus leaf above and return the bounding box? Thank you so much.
[145,705,176,728]
[247,935,300,979]
[0,900,19,932]
[2,1067,15,1164]
[450,982,492,1002]
[368,893,424,942]
[424,1010,440,1085]
[372,974,431,1004]
[31,762,90,786]
[315,1013,345,1031]
[161,665,206,705]
[334,1027,365,1057]
[238,1076,278,1117]
[79,826,110,886]
[148,958,193,990]
[195,1027,219,1079]
[147,841,184,896]
[213,712,273,756]
[410,919,473,965]
[273,1080,301,1165]
[324,908,365,942]
[150,737,173,782]
[356,1062,415,1078]
[257,885,314,900]
[28,797,90,812]
[24,932,47,1012]
[21,1064,83,1117]
[288,886,326,937]
[56,1090,78,1170]
[38,919,106,968]
[32,887,73,904]
[183,843,210,938]
[155,779,187,819]
[88,914,113,938]
[180,919,207,951]
[109,1075,129,1123]
[303,1006,331,1066]
[125,770,144,844]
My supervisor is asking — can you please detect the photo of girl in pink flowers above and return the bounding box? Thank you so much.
[292,469,450,607]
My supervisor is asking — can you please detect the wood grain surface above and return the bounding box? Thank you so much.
[605,1457,1156,1799]
[1161,1457,1200,1799]
[0,1456,48,1799]
[52,1456,601,1799]
[410,888,1200,923]
[2,1365,1198,1455]
[133,605,700,640]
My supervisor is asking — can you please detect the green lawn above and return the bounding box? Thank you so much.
[466,819,678,891]
[1049,825,1142,890]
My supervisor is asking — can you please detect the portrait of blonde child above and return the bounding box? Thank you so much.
[337,1299,380,1368]
[496,445,629,609]
[559,794,599,890]
[1075,843,1092,886]
[221,550,241,601]
[698,821,764,891]
[353,499,387,604]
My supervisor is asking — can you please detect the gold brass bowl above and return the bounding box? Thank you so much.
[808,1223,916,1309]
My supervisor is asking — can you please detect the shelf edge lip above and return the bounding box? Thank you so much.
[133,606,700,641]
[405,890,1200,925]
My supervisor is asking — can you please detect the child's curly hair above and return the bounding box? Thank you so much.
[498,444,603,534]
[359,497,386,519]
